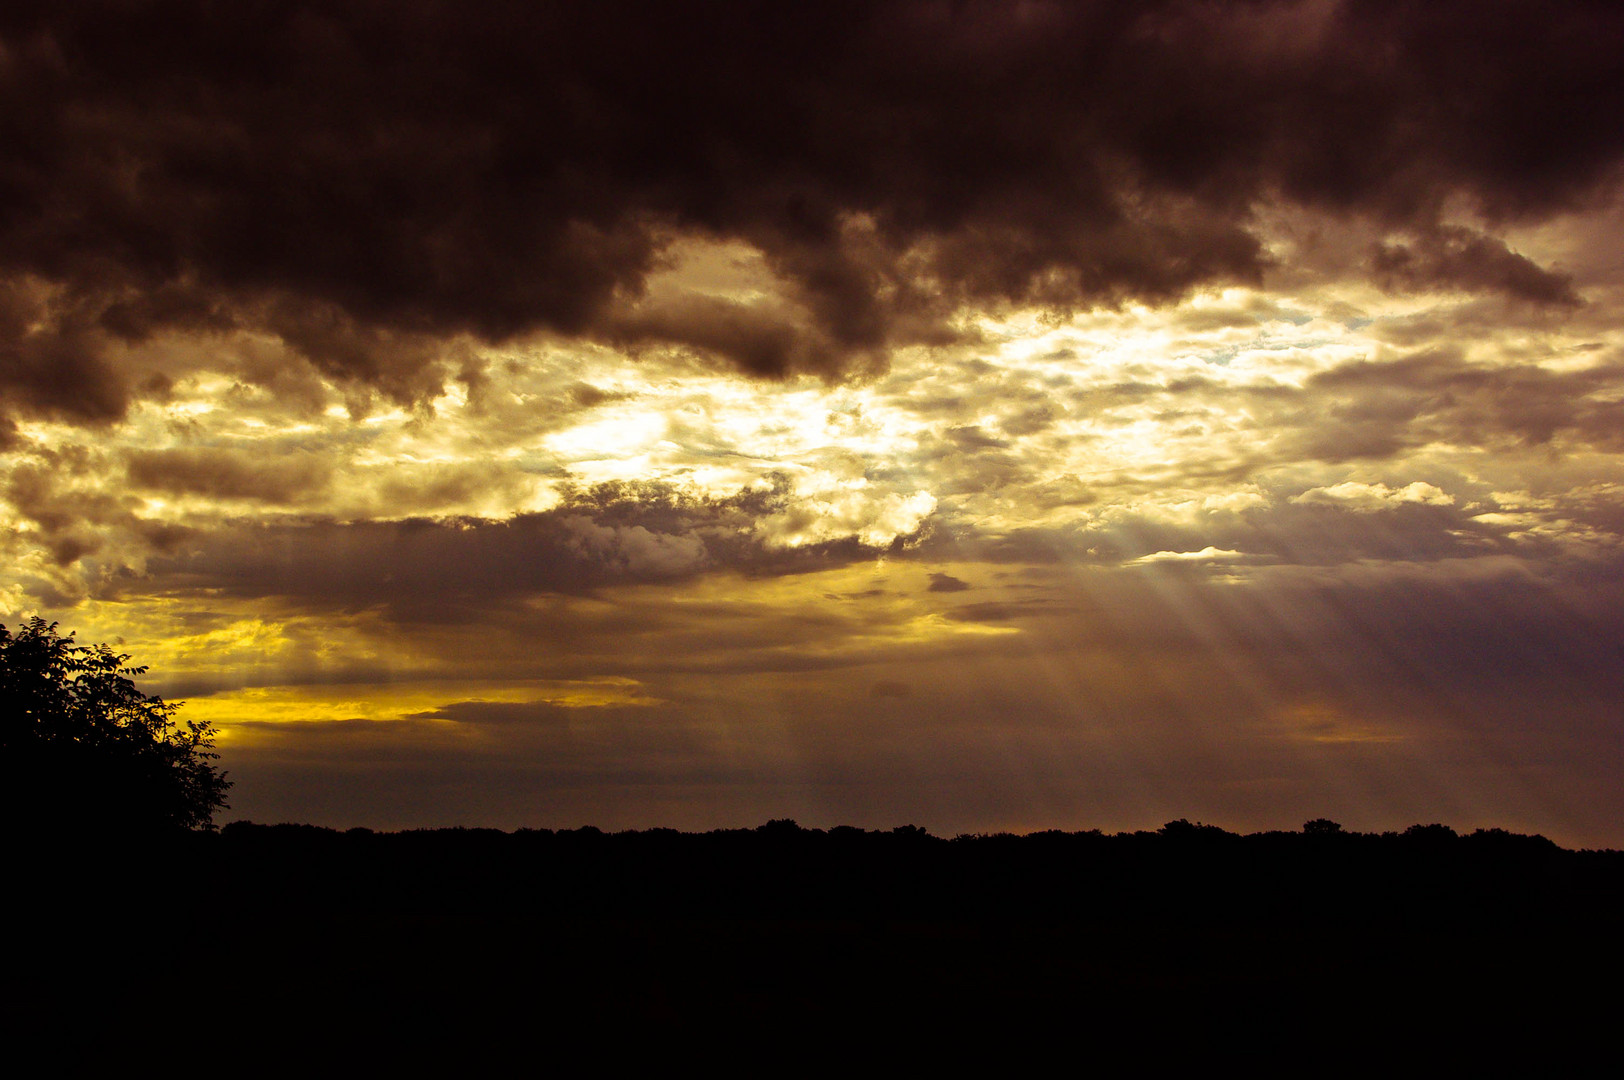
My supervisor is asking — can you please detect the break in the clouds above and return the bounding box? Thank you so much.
[5,1,1624,844]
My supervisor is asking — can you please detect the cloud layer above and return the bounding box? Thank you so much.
[3,0,1620,421]
[5,1,1624,843]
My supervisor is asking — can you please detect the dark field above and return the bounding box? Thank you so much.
[16,821,1621,1065]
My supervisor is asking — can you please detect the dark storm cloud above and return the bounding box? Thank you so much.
[3,0,1620,419]
[132,478,894,618]
[1371,227,1580,306]
[0,279,129,422]
[146,512,708,616]
[602,294,839,379]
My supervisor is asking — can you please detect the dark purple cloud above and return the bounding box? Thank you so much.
[125,477,911,621]
[3,0,1620,421]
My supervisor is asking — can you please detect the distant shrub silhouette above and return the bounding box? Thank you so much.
[1158,818,1234,841]
[1,617,229,832]
[1402,823,1458,843]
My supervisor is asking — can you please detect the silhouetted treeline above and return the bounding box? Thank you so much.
[170,817,1615,923]
[15,819,1623,1065]
[22,816,1623,928]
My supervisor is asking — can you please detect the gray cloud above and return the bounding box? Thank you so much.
[123,478,919,622]
[126,447,333,504]
[1371,227,1580,306]
[926,572,971,593]
[1296,350,1624,456]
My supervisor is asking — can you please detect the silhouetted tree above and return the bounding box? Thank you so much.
[1402,823,1458,843]
[1159,819,1234,842]
[1,618,229,832]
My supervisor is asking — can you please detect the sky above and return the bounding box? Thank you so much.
[4,0,1624,844]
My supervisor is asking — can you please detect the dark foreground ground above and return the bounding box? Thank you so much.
[13,820,1622,1066]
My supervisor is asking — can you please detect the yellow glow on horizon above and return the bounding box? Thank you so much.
[187,677,662,742]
